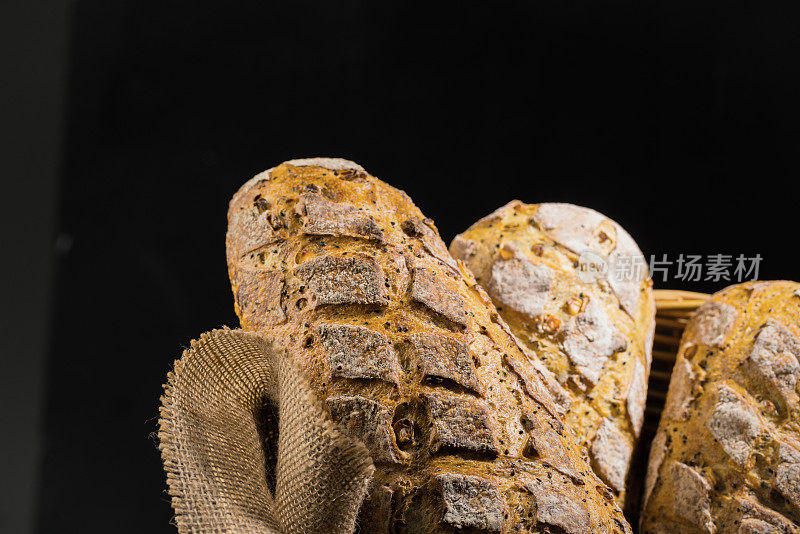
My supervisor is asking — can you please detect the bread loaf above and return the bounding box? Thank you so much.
[449,202,655,507]
[227,159,631,533]
[640,281,800,533]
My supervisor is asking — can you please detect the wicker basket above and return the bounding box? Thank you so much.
[645,289,709,434]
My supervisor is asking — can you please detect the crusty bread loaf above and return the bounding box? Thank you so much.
[227,159,631,533]
[640,281,800,533]
[449,202,655,508]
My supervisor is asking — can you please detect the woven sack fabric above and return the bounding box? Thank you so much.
[158,328,375,534]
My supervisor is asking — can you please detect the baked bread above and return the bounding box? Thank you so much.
[226,159,631,533]
[640,281,800,533]
[449,202,655,507]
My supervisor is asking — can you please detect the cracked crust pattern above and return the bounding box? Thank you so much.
[450,201,655,508]
[317,323,401,384]
[227,161,630,533]
[408,332,483,394]
[641,281,800,533]
[326,395,404,463]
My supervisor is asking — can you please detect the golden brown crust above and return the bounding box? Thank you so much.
[640,281,800,533]
[449,202,656,508]
[227,160,630,533]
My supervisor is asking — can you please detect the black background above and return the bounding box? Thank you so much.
[4,1,800,532]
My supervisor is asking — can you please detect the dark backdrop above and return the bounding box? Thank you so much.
[7,0,800,532]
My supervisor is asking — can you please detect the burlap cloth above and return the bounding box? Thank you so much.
[158,329,375,534]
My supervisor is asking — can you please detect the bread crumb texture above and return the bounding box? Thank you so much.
[227,160,631,533]
[449,201,656,508]
[641,280,800,533]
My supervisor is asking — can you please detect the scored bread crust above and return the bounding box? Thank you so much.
[640,281,800,533]
[226,159,631,533]
[449,201,656,508]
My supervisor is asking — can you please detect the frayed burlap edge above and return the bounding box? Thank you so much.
[158,328,375,534]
